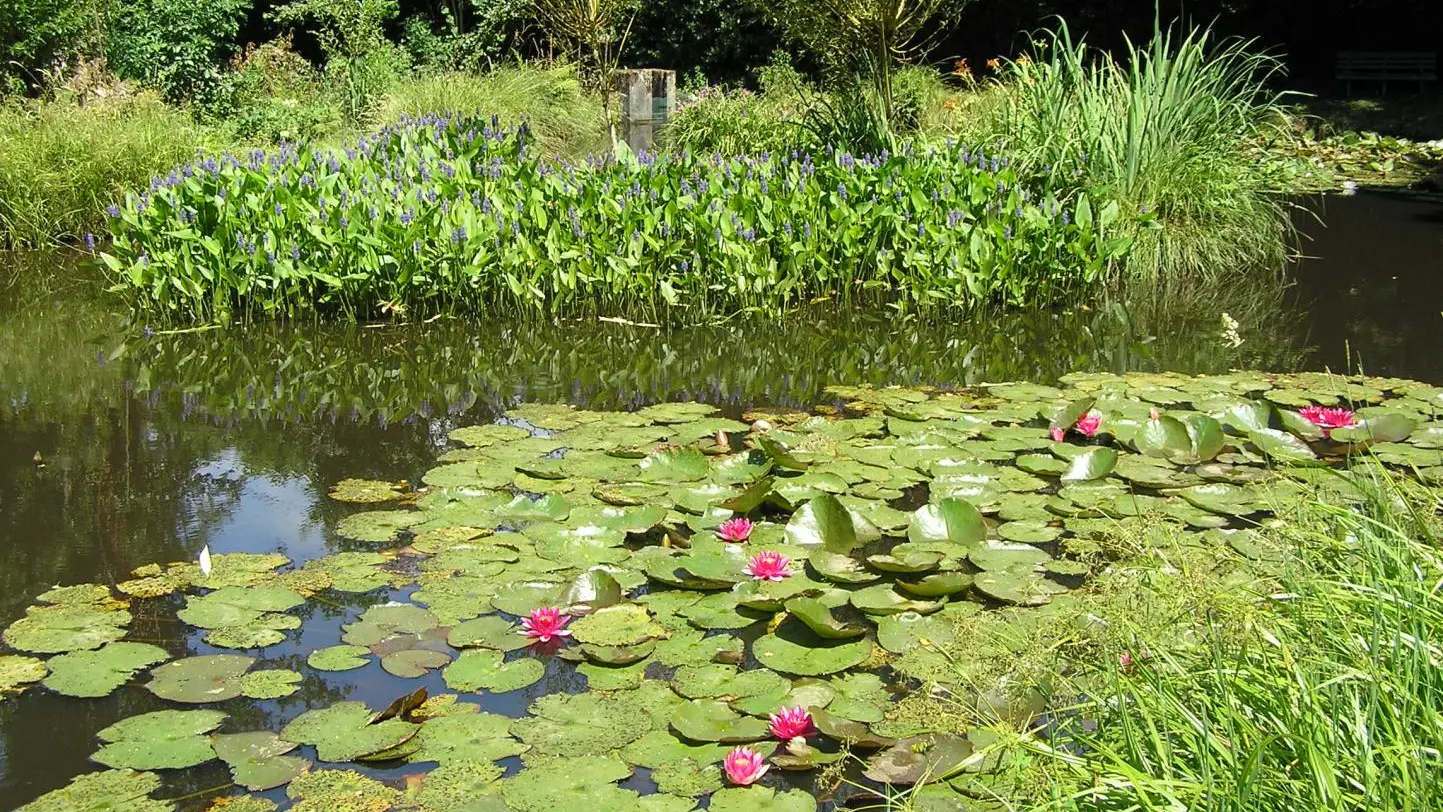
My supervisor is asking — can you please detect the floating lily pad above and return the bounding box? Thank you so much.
[850,584,943,616]
[754,631,872,676]
[864,733,974,785]
[307,644,371,672]
[877,612,957,655]
[785,597,866,639]
[336,509,423,542]
[512,692,650,756]
[342,603,441,646]
[147,655,254,703]
[443,649,545,693]
[907,499,985,546]
[709,786,817,812]
[14,769,170,812]
[672,664,789,699]
[785,494,860,553]
[93,709,225,770]
[415,759,506,811]
[1247,428,1320,465]
[0,654,48,698]
[328,478,404,503]
[569,604,666,647]
[1060,447,1118,482]
[670,698,771,742]
[212,731,311,791]
[499,754,637,812]
[405,711,528,762]
[896,571,974,597]
[286,769,400,810]
[3,603,131,654]
[281,701,419,762]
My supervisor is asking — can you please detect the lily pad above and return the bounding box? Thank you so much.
[499,754,638,812]
[381,649,452,678]
[147,655,254,703]
[3,603,131,654]
[406,711,528,762]
[239,669,303,699]
[212,731,311,791]
[38,642,167,698]
[785,597,866,639]
[849,584,944,616]
[709,786,816,812]
[336,509,423,542]
[415,759,506,811]
[93,709,226,770]
[443,649,545,693]
[328,478,404,503]
[280,701,419,762]
[1060,447,1118,482]
[864,733,974,785]
[1247,428,1320,465]
[672,664,789,699]
[907,499,985,546]
[512,692,650,756]
[307,644,371,672]
[14,769,171,812]
[785,495,860,553]
[639,447,710,483]
[569,604,667,647]
[342,603,441,646]
[754,630,873,676]
[0,654,48,698]
[669,698,770,742]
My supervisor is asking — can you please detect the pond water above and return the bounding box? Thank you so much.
[0,190,1439,810]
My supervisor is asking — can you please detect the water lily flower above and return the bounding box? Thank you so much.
[769,706,816,740]
[1075,410,1103,437]
[198,545,212,579]
[717,518,754,542]
[1049,427,1066,443]
[1298,406,1357,434]
[743,551,791,581]
[724,746,769,785]
[520,606,572,642]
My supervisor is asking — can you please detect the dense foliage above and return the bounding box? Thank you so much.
[104,0,251,104]
[100,114,1131,320]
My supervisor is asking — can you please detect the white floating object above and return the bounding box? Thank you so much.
[199,545,212,578]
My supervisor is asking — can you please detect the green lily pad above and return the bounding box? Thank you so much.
[997,520,1062,544]
[443,649,545,693]
[877,612,957,654]
[307,644,371,672]
[826,672,890,722]
[147,654,254,703]
[415,759,506,811]
[93,709,225,770]
[896,571,974,597]
[709,786,817,812]
[670,698,771,742]
[785,494,860,553]
[0,654,48,698]
[498,754,637,812]
[732,678,838,717]
[491,581,565,616]
[328,478,404,503]
[973,569,1063,606]
[212,731,311,791]
[1060,447,1118,482]
[14,769,170,812]
[512,692,650,756]
[342,603,441,646]
[40,642,168,698]
[620,729,728,768]
[381,649,452,678]
[1247,428,1320,465]
[865,547,945,573]
[785,597,866,639]
[280,701,419,762]
[1135,414,1192,460]
[1331,412,1417,444]
[448,615,531,652]
[1179,483,1261,516]
[3,603,132,654]
[336,509,424,542]
[406,711,528,762]
[239,669,303,699]
[639,446,710,483]
[864,733,974,785]
[1015,453,1067,476]
[652,627,743,667]
[286,769,400,810]
[907,499,985,546]
[570,604,667,647]
[673,664,789,700]
[754,630,873,676]
[968,542,1052,572]
[850,584,944,616]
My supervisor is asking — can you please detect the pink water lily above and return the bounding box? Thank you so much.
[1299,406,1357,435]
[1075,410,1103,437]
[1049,426,1066,443]
[769,706,816,740]
[724,746,770,785]
[520,606,571,642]
[743,551,791,581]
[717,517,754,542]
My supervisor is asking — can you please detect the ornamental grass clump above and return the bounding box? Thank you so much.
[99,113,1132,322]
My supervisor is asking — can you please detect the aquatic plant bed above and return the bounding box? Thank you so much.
[4,371,1442,811]
[98,115,1131,321]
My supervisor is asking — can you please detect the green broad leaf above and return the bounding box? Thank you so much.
[708,786,817,812]
[619,729,728,769]
[1247,428,1321,465]
[996,520,1062,544]
[1060,447,1118,482]
[863,733,975,785]
[328,478,404,504]
[1216,399,1274,434]
[449,424,531,448]
[14,769,170,812]
[511,692,650,757]
[212,731,311,791]
[147,654,254,704]
[753,630,872,676]
[498,754,638,812]
[0,654,48,697]
[240,669,303,699]
[972,568,1063,606]
[42,642,169,698]
[280,701,419,762]
[865,546,944,573]
[341,603,441,646]
[876,612,957,655]
[1179,483,1261,516]
[416,760,506,811]
[639,447,710,483]
[582,640,656,665]
[405,712,528,763]
[490,581,565,616]
[448,615,532,652]
[756,435,809,471]
[672,664,788,700]
[560,568,624,614]
[807,549,882,584]
[895,571,974,597]
[1048,397,1096,431]
[1331,412,1417,444]
[907,498,985,546]
[3,603,131,654]
[712,449,774,484]
[1014,453,1067,476]
[731,678,837,718]
[785,495,859,553]
[669,698,770,742]
[784,597,866,639]
[381,649,452,678]
[569,604,667,647]
[652,627,742,668]
[93,709,226,770]
[286,769,399,809]
[968,541,1052,572]
[717,475,776,513]
[335,509,424,542]
[443,649,545,693]
[1135,414,1191,459]
[849,584,944,616]
[307,644,371,671]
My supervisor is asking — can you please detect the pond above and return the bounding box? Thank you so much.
[0,190,1439,811]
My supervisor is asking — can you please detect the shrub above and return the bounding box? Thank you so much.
[0,93,208,247]
[985,20,1295,293]
[0,0,95,94]
[98,114,1133,321]
[105,0,249,104]
[219,37,342,143]
[372,64,606,158]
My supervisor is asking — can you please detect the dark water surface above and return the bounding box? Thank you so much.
[0,190,1438,808]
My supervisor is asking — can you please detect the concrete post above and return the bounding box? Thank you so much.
[614,69,676,154]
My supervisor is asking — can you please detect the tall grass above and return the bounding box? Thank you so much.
[0,93,209,248]
[1037,468,1443,812]
[988,20,1295,295]
[371,64,607,159]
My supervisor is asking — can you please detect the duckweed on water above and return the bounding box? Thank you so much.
[5,370,1443,811]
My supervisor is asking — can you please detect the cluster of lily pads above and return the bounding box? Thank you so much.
[3,371,1441,812]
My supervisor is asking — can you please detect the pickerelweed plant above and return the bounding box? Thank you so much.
[99,113,1132,322]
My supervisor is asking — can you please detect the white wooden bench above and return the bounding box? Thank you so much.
[1336,51,1437,95]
